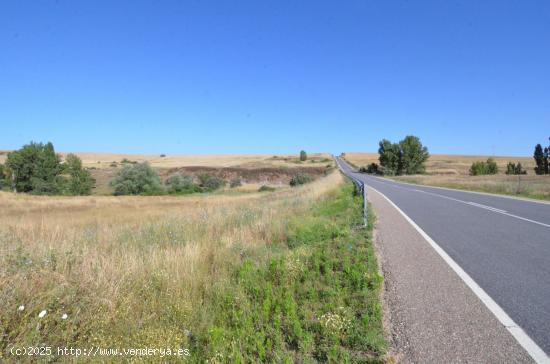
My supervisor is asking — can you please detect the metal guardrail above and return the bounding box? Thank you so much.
[334,156,368,227]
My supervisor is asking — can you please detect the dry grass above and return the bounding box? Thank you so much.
[0,151,333,169]
[344,152,549,200]
[0,171,345,358]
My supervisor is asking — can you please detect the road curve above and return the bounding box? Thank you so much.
[336,157,550,359]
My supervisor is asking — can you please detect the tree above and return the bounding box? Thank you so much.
[544,146,549,175]
[534,144,545,175]
[399,135,430,174]
[64,153,95,195]
[378,139,401,175]
[300,150,307,161]
[110,162,163,195]
[378,136,429,175]
[0,164,5,189]
[506,162,527,175]
[6,142,63,194]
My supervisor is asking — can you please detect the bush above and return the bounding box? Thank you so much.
[258,185,275,192]
[198,174,226,191]
[165,174,198,194]
[300,150,307,161]
[110,162,163,195]
[229,177,242,188]
[160,154,166,158]
[290,173,313,186]
[470,158,499,176]
[63,154,95,195]
[506,162,527,175]
[359,163,380,174]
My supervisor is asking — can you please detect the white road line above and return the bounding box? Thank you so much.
[467,202,507,213]
[371,179,550,229]
[367,185,550,364]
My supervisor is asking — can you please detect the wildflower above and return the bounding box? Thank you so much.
[18,305,25,311]
[38,310,47,318]
[61,313,68,320]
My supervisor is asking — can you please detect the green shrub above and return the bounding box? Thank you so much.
[110,162,163,195]
[289,173,313,187]
[230,177,242,188]
[258,185,275,192]
[359,163,380,174]
[506,162,527,175]
[470,158,499,176]
[198,174,226,191]
[165,174,198,194]
[63,153,95,195]
[300,150,307,161]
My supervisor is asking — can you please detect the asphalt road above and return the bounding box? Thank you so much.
[336,157,550,357]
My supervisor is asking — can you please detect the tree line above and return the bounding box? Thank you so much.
[0,143,315,196]
[0,142,94,195]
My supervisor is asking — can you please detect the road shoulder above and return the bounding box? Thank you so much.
[368,187,533,363]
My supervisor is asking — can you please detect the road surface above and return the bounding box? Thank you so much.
[336,157,550,361]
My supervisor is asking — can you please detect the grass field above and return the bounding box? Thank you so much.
[344,152,550,201]
[0,151,335,195]
[0,171,386,362]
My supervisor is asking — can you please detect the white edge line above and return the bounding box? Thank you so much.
[367,184,550,364]
[372,174,550,206]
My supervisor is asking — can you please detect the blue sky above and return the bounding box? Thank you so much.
[1,1,549,156]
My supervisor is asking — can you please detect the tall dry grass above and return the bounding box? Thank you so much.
[0,172,344,356]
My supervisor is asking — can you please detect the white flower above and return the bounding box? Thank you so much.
[18,305,25,311]
[61,313,68,320]
[38,310,47,318]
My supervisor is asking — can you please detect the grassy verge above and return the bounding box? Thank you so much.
[388,174,550,201]
[1,176,385,362]
[190,184,385,363]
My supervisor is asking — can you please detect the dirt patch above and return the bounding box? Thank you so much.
[162,166,329,184]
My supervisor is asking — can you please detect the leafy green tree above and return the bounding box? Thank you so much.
[534,144,545,175]
[165,174,198,194]
[64,153,95,195]
[378,139,401,175]
[300,150,307,161]
[399,135,430,174]
[110,162,163,195]
[6,142,62,194]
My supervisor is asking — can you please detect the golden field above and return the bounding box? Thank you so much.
[344,152,549,200]
[0,171,346,360]
[0,151,333,169]
[343,152,535,176]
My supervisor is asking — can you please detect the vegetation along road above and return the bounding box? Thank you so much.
[337,157,550,363]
